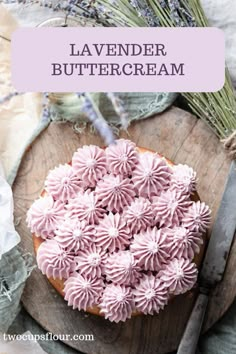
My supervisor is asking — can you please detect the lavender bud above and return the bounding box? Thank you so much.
[81,94,115,146]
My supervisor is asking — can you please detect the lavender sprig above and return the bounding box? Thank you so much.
[81,93,115,146]
[129,0,159,27]
[41,92,51,123]
[0,91,19,104]
[95,0,147,26]
[106,93,129,130]
[149,0,236,139]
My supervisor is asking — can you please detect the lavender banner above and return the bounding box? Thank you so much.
[11,27,225,92]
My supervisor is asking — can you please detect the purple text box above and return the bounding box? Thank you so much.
[11,27,225,92]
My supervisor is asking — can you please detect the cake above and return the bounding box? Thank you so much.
[27,139,211,323]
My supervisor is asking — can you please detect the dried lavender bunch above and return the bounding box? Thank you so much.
[129,0,159,26]
[64,0,111,26]
[61,0,149,26]
[149,0,236,143]
[155,0,196,27]
[94,0,153,26]
[43,0,194,27]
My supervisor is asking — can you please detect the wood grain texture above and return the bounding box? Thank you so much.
[13,107,235,354]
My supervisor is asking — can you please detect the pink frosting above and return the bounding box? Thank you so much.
[55,218,95,252]
[72,145,107,187]
[26,196,65,239]
[165,226,203,260]
[76,243,107,278]
[181,201,211,233]
[130,227,169,271]
[27,140,212,322]
[159,258,198,295]
[104,251,141,285]
[106,139,138,176]
[66,190,106,224]
[37,239,77,280]
[64,273,104,310]
[45,164,83,202]
[152,189,191,228]
[133,274,168,315]
[96,174,135,212]
[99,284,135,322]
[132,152,172,198]
[95,212,131,252]
[170,164,197,195]
[123,197,154,234]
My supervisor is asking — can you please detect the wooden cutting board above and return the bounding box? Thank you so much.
[13,107,236,354]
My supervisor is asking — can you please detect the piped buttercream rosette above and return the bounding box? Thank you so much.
[28,140,211,323]
[106,138,138,176]
[72,145,107,188]
[66,190,106,224]
[27,196,65,239]
[45,164,84,202]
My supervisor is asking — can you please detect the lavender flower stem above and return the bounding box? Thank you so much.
[0,91,19,104]
[83,93,115,146]
[96,0,147,26]
[41,92,51,123]
[106,93,129,130]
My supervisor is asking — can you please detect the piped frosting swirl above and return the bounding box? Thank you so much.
[99,284,135,322]
[106,139,138,176]
[26,196,65,239]
[96,174,135,212]
[76,243,107,278]
[181,201,211,233]
[170,164,197,195]
[152,189,191,227]
[132,152,172,198]
[95,212,131,252]
[165,226,203,260]
[123,197,154,234]
[72,145,107,187]
[45,164,83,202]
[37,239,76,279]
[66,190,106,224]
[133,274,169,315]
[159,258,198,295]
[104,251,141,285]
[55,218,94,252]
[130,227,169,271]
[64,273,104,310]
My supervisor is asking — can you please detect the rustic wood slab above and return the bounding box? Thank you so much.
[13,107,235,354]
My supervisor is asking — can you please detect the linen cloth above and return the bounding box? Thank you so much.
[201,0,236,87]
[0,161,20,258]
[0,6,49,185]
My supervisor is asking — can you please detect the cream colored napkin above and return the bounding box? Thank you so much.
[0,5,44,185]
[0,160,20,259]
